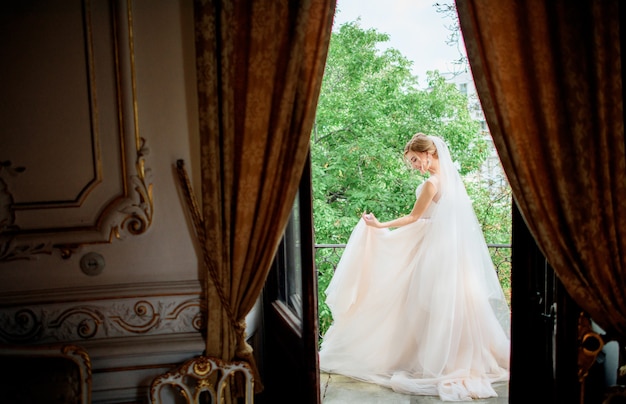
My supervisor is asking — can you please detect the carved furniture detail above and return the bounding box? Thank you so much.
[0,343,92,404]
[150,356,254,404]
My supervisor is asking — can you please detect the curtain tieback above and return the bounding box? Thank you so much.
[175,159,238,327]
[235,319,253,357]
[234,318,264,393]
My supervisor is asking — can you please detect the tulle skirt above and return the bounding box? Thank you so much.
[318,218,510,401]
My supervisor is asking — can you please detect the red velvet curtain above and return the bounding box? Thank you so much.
[193,0,336,391]
[456,0,626,339]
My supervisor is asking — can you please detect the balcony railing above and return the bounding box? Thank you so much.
[315,243,512,302]
[316,243,510,272]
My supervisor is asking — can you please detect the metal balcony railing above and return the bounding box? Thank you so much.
[315,243,511,274]
[315,243,512,301]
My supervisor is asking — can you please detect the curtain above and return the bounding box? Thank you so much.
[193,0,336,392]
[455,0,626,340]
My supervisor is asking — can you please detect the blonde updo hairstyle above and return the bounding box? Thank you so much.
[404,132,437,158]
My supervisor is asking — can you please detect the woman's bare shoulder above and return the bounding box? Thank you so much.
[426,175,440,189]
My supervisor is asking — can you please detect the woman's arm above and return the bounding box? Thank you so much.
[363,179,438,229]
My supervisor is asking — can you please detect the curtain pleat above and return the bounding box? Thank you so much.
[193,0,336,392]
[456,0,626,339]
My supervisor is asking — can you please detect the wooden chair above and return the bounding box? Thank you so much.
[0,344,91,404]
[150,356,254,403]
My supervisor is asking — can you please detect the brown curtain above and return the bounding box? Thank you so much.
[456,0,626,339]
[193,0,336,392]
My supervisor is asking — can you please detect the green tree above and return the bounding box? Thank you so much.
[312,20,487,244]
[312,20,511,336]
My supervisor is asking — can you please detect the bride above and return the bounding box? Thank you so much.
[318,133,511,401]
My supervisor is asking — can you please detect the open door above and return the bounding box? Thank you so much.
[509,201,581,404]
[259,152,320,403]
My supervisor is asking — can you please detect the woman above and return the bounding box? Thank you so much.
[318,133,510,401]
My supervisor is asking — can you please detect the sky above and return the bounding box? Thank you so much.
[332,0,468,88]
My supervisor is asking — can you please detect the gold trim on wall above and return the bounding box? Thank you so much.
[0,0,153,261]
[0,294,204,344]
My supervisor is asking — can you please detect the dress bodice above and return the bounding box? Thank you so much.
[415,180,439,219]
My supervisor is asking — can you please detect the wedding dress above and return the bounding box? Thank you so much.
[318,136,511,401]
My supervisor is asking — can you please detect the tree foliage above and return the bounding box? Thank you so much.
[312,20,490,243]
[311,20,512,336]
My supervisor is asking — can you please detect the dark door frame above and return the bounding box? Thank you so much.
[259,152,320,404]
[509,201,581,403]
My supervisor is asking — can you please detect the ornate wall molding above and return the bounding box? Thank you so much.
[0,294,204,344]
[0,0,153,261]
[0,280,205,344]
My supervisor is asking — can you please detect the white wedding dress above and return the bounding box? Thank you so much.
[318,136,511,401]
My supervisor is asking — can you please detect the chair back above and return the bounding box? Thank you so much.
[150,355,254,403]
[0,344,91,404]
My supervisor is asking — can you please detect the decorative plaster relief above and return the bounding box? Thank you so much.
[0,0,153,261]
[0,294,204,344]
